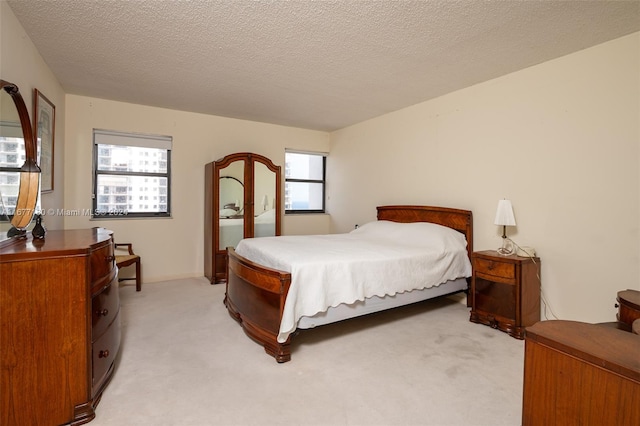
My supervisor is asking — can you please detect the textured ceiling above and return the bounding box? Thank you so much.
[6,0,640,131]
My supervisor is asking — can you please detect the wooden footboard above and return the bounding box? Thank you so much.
[225,248,293,362]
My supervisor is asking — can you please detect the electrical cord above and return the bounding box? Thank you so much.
[506,237,559,321]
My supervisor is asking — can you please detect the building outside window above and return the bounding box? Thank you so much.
[284,150,326,213]
[92,129,171,218]
[0,121,43,221]
[0,130,24,217]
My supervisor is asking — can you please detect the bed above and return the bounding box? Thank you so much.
[224,205,473,363]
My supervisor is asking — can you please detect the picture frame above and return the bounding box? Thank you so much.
[33,89,55,192]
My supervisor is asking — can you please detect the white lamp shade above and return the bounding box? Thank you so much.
[494,199,516,226]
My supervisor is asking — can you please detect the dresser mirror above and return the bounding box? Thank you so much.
[0,80,40,243]
[205,152,281,283]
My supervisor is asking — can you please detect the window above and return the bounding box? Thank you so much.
[93,129,171,218]
[284,150,326,213]
[0,122,26,219]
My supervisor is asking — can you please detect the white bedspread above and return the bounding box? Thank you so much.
[234,220,472,342]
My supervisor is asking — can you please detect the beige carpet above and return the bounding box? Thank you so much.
[93,278,524,426]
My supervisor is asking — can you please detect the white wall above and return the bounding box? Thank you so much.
[64,96,330,282]
[328,33,640,324]
[1,2,65,229]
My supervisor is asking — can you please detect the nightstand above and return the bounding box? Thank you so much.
[470,250,541,339]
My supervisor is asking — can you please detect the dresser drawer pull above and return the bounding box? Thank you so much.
[98,349,110,359]
[105,255,115,262]
[96,308,109,317]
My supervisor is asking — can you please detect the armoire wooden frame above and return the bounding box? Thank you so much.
[204,152,281,284]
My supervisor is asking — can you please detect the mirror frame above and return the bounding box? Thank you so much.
[1,80,41,236]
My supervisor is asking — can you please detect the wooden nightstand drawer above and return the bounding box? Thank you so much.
[474,257,515,280]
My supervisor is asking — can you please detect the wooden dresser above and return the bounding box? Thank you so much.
[523,320,640,425]
[0,228,121,425]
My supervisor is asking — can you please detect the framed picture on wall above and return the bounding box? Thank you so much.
[34,89,55,192]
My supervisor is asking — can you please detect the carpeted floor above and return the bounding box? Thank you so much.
[92,277,524,426]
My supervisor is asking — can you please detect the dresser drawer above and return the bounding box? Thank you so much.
[92,277,120,339]
[90,242,115,283]
[474,257,515,281]
[92,310,121,396]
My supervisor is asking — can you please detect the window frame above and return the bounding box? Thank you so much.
[284,150,326,214]
[92,129,172,219]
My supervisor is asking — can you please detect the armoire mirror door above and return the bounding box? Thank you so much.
[218,160,246,252]
[204,152,281,284]
[253,160,278,239]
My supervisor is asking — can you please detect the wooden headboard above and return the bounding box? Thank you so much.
[377,205,473,262]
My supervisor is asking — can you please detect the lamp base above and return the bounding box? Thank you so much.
[496,237,514,256]
[7,226,27,239]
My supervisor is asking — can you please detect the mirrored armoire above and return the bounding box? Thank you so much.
[204,152,281,283]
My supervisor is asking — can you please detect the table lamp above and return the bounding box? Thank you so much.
[494,199,516,255]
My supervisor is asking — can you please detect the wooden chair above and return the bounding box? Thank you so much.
[114,243,141,291]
